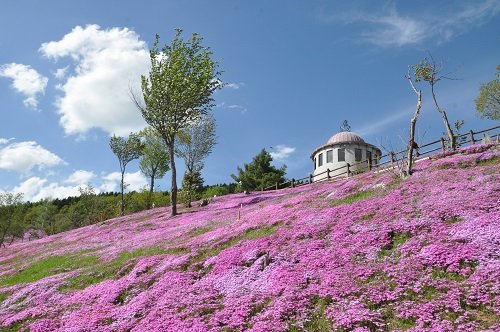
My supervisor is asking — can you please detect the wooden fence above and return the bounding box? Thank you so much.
[261,125,500,191]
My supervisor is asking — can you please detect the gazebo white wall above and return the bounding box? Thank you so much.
[311,132,381,181]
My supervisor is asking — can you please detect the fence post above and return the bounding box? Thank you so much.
[346,163,350,177]
[440,137,446,152]
[275,182,279,191]
[390,152,395,164]
[469,129,475,145]
[291,178,295,188]
[309,174,313,184]
[327,168,331,179]
[368,158,372,170]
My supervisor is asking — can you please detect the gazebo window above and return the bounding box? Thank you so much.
[326,150,333,163]
[318,153,323,167]
[355,148,362,162]
[338,148,345,162]
[314,157,316,170]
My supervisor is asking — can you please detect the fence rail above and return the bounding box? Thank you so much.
[261,124,500,192]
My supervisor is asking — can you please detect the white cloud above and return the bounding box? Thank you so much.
[227,104,247,114]
[12,176,82,202]
[0,141,65,173]
[355,109,409,137]
[270,145,296,162]
[65,170,95,185]
[39,24,149,136]
[100,171,147,192]
[322,1,500,47]
[0,138,14,145]
[225,82,245,89]
[361,10,426,47]
[0,63,48,110]
[53,66,69,80]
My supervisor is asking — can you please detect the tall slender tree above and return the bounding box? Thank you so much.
[176,114,217,174]
[138,127,170,208]
[132,29,221,216]
[414,57,455,149]
[109,133,143,215]
[404,66,423,177]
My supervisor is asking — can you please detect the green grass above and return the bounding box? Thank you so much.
[474,155,498,166]
[445,216,463,224]
[287,295,333,332]
[0,255,99,286]
[431,268,467,282]
[0,321,25,332]
[182,221,283,270]
[329,190,375,207]
[378,231,412,259]
[60,246,189,291]
[0,291,12,303]
[186,226,213,237]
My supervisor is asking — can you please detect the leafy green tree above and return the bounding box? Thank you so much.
[132,29,221,216]
[413,57,456,149]
[0,193,23,247]
[77,185,102,226]
[138,127,170,208]
[23,199,58,235]
[475,65,500,120]
[180,171,204,207]
[202,185,230,199]
[232,149,286,192]
[176,114,217,173]
[109,133,143,215]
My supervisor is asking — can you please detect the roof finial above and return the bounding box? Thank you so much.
[340,120,351,132]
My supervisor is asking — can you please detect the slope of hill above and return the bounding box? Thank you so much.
[0,144,499,332]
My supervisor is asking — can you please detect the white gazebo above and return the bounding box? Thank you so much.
[311,131,381,181]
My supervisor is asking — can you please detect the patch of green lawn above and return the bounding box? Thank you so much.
[182,221,283,270]
[60,246,189,291]
[0,255,99,286]
[330,190,375,207]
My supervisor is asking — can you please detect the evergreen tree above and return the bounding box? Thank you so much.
[180,170,204,207]
[232,149,286,192]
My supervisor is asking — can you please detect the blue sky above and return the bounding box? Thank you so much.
[0,0,499,201]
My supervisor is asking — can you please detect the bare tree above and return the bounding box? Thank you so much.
[404,66,423,177]
[414,56,456,149]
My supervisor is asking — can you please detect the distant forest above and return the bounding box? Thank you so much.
[0,183,236,247]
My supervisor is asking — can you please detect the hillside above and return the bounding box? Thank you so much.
[0,144,499,332]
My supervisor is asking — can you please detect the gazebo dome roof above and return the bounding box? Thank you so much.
[327,131,365,145]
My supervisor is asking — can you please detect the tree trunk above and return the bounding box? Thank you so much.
[169,141,178,216]
[431,84,455,150]
[149,173,155,209]
[120,170,125,216]
[406,88,422,177]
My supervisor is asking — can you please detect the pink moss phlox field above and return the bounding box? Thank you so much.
[0,145,499,331]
